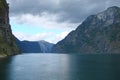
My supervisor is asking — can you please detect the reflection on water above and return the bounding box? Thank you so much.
[0,57,12,80]
[0,54,120,80]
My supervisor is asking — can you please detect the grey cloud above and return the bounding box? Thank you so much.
[7,0,57,15]
[7,0,120,23]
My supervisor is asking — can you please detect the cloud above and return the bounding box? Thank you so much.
[7,0,120,24]
[14,31,69,43]
[51,31,69,43]
[11,13,78,30]
[7,0,120,43]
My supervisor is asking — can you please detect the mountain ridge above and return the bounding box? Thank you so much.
[52,6,120,53]
[16,38,54,53]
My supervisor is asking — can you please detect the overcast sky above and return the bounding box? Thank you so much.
[7,0,120,43]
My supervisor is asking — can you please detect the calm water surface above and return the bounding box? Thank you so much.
[0,53,120,80]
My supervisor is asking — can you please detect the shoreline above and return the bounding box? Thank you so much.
[0,55,7,58]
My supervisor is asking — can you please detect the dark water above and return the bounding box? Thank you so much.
[0,54,120,80]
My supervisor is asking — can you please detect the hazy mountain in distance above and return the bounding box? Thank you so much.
[16,38,54,53]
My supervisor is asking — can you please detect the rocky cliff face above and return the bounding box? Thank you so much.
[0,0,19,56]
[52,6,120,53]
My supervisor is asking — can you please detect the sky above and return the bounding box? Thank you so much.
[7,0,120,43]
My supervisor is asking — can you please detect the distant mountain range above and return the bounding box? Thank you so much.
[52,6,120,53]
[16,38,54,53]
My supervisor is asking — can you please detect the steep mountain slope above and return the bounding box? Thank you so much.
[0,0,19,56]
[16,38,54,53]
[52,6,120,53]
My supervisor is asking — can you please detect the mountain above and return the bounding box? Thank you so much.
[16,38,54,53]
[0,0,19,57]
[52,6,120,53]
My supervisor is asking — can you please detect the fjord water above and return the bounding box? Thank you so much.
[0,54,120,80]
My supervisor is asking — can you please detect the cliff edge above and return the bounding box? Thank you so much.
[0,0,19,57]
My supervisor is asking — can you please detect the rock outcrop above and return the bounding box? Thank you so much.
[52,6,120,53]
[0,0,19,56]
